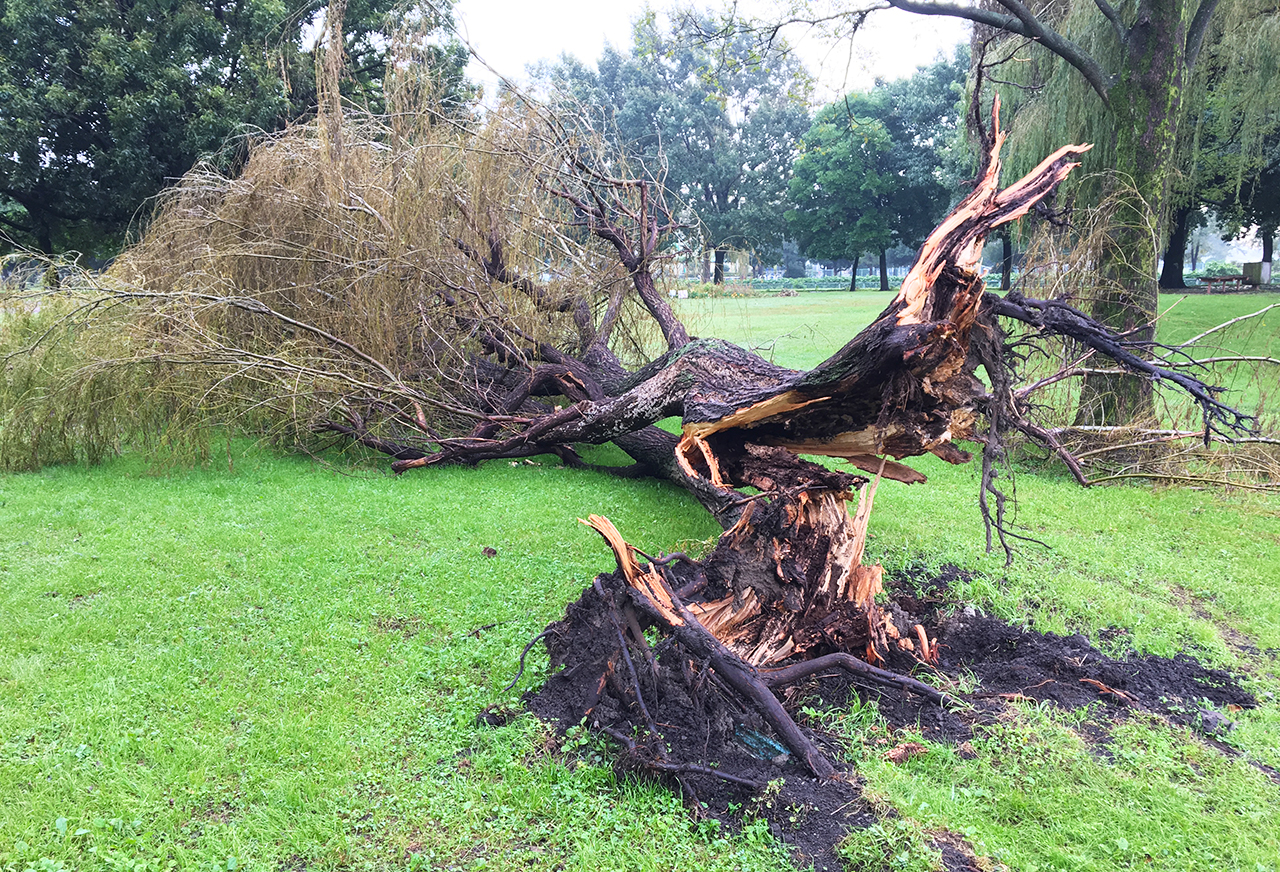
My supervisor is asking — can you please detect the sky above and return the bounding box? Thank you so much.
[449,0,970,102]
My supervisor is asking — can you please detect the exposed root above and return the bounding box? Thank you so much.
[565,514,959,782]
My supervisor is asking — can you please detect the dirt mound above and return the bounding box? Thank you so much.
[874,565,1255,740]
[524,565,1256,871]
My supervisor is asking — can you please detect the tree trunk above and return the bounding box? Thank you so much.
[1076,0,1186,426]
[878,248,889,292]
[849,254,860,292]
[713,247,727,285]
[1159,203,1193,289]
[1000,229,1013,291]
[1262,225,1275,264]
[701,250,710,284]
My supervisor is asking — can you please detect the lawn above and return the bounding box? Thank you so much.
[1,291,1278,872]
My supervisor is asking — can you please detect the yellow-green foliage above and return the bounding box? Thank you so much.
[0,284,208,471]
[0,81,661,469]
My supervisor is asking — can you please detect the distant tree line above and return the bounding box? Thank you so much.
[5,0,1276,297]
[537,19,968,288]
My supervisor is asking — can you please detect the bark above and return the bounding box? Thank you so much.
[1074,0,1192,424]
[878,248,889,292]
[1000,229,1013,291]
[1263,226,1275,264]
[713,247,727,285]
[849,254,860,292]
[1160,204,1193,289]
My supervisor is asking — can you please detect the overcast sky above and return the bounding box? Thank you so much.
[450,0,970,102]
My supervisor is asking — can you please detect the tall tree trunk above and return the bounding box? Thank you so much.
[1262,225,1275,264]
[849,254,860,292]
[1000,229,1013,291]
[701,250,710,284]
[1160,203,1193,289]
[35,217,53,256]
[713,247,727,285]
[878,248,889,292]
[1076,0,1186,426]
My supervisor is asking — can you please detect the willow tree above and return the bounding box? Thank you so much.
[956,0,1280,422]
[693,0,1263,422]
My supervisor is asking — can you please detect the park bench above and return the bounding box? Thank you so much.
[1200,274,1247,292]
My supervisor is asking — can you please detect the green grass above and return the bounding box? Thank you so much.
[678,291,899,370]
[0,453,791,872]
[2,291,1280,872]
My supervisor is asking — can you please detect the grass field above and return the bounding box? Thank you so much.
[2,292,1278,872]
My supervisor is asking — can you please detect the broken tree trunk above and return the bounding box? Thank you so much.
[379,104,1250,782]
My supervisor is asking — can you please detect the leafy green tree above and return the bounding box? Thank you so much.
[0,0,466,255]
[787,105,895,290]
[542,15,812,283]
[787,52,964,291]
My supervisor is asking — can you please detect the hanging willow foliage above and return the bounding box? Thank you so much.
[0,66,674,471]
[979,0,1280,233]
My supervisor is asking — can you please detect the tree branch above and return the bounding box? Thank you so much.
[1090,0,1129,45]
[885,0,1114,104]
[1186,0,1222,68]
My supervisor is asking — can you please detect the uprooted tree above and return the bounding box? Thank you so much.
[0,82,1253,784]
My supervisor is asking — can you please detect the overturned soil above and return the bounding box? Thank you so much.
[524,563,1256,872]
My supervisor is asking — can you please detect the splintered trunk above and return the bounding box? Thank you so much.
[531,115,1100,779]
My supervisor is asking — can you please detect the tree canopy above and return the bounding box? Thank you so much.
[539,14,812,282]
[0,0,468,256]
[787,51,965,288]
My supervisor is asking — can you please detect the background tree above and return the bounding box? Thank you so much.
[787,103,896,290]
[541,14,811,284]
[962,0,1280,421]
[1155,1,1280,287]
[787,51,965,291]
[0,0,468,256]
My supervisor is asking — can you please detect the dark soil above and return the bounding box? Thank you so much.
[523,563,1257,872]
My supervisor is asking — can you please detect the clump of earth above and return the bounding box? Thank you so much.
[519,564,1257,872]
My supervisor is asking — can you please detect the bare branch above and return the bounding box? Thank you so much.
[885,0,1114,103]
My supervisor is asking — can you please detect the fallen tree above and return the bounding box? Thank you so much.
[0,88,1252,788]
[460,104,1251,784]
[313,100,1250,781]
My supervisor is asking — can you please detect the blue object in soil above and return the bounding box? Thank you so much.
[734,724,788,761]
